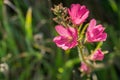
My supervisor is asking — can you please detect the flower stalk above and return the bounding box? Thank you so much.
[52,3,108,74]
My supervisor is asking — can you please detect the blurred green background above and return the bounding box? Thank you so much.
[0,0,120,80]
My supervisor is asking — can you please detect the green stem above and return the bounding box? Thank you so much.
[77,44,86,63]
[78,24,83,32]
[78,23,88,41]
[93,42,103,54]
[77,42,94,68]
[77,46,83,62]
[80,24,88,36]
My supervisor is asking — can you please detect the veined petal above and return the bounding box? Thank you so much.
[68,4,89,25]
[90,49,104,61]
[80,11,89,22]
[53,36,70,50]
[87,19,96,31]
[67,27,77,37]
[55,25,70,36]
[95,24,105,32]
[86,19,107,42]
[53,25,78,50]
[99,33,107,41]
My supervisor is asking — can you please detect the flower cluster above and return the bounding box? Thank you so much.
[52,3,107,74]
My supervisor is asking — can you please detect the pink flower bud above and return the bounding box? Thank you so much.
[80,62,91,73]
[90,49,104,61]
[86,19,107,42]
[53,25,78,50]
[68,4,89,25]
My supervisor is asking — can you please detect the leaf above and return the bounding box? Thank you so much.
[25,7,32,41]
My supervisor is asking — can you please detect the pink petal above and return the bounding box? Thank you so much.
[93,33,107,42]
[81,11,89,20]
[100,33,107,41]
[95,24,105,32]
[78,11,89,24]
[70,41,78,48]
[55,25,70,36]
[53,36,68,46]
[73,18,82,25]
[68,9,71,16]
[71,4,81,13]
[53,35,78,50]
[70,4,80,18]
[86,19,107,42]
[80,62,90,73]
[91,49,104,61]
[53,36,70,50]
[67,27,77,37]
[86,32,94,42]
[53,25,78,50]
[87,19,96,31]
[68,4,89,25]
[78,5,88,17]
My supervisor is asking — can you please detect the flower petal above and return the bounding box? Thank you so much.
[80,62,91,73]
[100,33,107,41]
[53,36,70,50]
[86,19,107,42]
[90,49,104,61]
[68,4,89,25]
[87,19,96,31]
[55,25,70,36]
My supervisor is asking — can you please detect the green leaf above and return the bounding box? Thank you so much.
[25,7,33,41]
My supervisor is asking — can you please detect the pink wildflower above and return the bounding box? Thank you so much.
[86,19,107,42]
[80,62,91,73]
[53,25,78,50]
[90,49,104,61]
[68,4,89,25]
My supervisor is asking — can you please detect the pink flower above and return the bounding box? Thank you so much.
[90,49,104,61]
[68,4,89,25]
[86,19,107,42]
[53,25,78,50]
[80,62,90,73]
